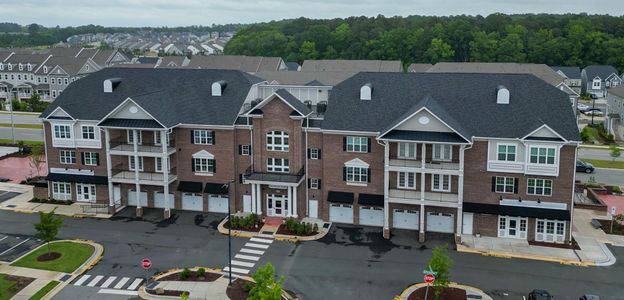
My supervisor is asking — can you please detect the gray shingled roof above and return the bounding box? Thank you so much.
[610,85,624,98]
[583,65,620,80]
[40,67,263,128]
[407,63,433,73]
[428,62,564,86]
[274,89,312,116]
[187,55,284,72]
[323,72,579,141]
[254,70,352,86]
[551,66,581,79]
[301,59,403,72]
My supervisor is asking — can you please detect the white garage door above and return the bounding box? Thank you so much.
[359,206,384,227]
[329,204,353,224]
[127,190,148,207]
[426,212,454,233]
[393,209,419,230]
[181,193,203,211]
[154,192,175,209]
[208,195,228,213]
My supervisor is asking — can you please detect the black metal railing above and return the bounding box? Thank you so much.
[243,166,305,183]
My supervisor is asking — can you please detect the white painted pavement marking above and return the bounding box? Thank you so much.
[235,254,260,261]
[240,248,265,255]
[231,260,255,268]
[73,275,91,286]
[100,276,117,288]
[250,237,273,244]
[223,266,249,274]
[0,236,8,242]
[257,233,274,239]
[87,275,104,287]
[98,289,139,296]
[113,277,130,289]
[0,238,29,256]
[127,278,143,290]
[245,242,269,249]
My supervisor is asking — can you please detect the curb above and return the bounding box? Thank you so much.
[396,282,493,300]
[456,245,593,267]
[216,216,330,242]
[0,205,112,219]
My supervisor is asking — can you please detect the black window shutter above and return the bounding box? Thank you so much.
[367,168,371,182]
[248,145,252,156]
[80,152,85,165]
[191,158,195,172]
[514,178,519,194]
[307,178,311,188]
[343,137,347,151]
[190,130,194,144]
[239,174,243,184]
[491,177,496,192]
[367,138,371,153]
[307,148,311,159]
[238,145,242,155]
[95,153,100,166]
[343,167,346,181]
[211,131,216,144]
[318,179,321,188]
[318,149,322,159]
[213,159,217,173]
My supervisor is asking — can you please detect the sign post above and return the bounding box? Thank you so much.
[423,266,437,300]
[611,206,617,234]
[142,258,152,286]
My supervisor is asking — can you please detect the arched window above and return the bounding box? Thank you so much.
[266,131,289,152]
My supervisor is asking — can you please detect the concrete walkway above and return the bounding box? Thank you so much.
[146,278,230,300]
[397,282,493,300]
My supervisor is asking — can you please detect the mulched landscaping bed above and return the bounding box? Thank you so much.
[598,219,624,235]
[159,271,221,282]
[29,198,73,205]
[529,240,581,250]
[407,286,466,300]
[276,224,318,236]
[37,252,62,262]
[226,278,254,300]
[223,221,265,233]
[1,274,35,296]
[146,289,186,297]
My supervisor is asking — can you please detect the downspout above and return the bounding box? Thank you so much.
[570,142,578,243]
[304,118,309,217]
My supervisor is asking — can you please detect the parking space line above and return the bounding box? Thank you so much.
[0,238,29,256]
[113,277,130,289]
[127,278,143,290]
[0,236,7,243]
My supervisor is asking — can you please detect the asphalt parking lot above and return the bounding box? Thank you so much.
[0,189,22,203]
[0,233,43,262]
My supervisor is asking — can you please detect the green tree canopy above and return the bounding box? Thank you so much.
[425,38,455,64]
[249,263,284,300]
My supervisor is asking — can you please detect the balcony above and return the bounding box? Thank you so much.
[243,166,305,186]
[18,92,32,98]
[388,189,459,207]
[388,158,460,174]
[111,166,177,185]
[109,140,176,157]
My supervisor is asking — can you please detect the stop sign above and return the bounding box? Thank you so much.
[142,259,152,270]
[424,273,435,284]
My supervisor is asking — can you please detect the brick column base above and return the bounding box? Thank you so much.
[136,207,143,218]
[163,209,171,219]
[418,231,425,242]
[108,205,115,214]
[383,227,390,239]
[455,234,462,244]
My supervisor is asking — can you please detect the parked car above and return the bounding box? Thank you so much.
[576,160,595,173]
[579,295,600,300]
[528,290,554,300]
[590,94,598,99]
[582,109,603,116]
[577,103,590,111]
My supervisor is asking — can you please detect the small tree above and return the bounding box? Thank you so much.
[29,146,45,177]
[249,263,284,300]
[610,145,621,162]
[427,245,453,300]
[34,210,63,256]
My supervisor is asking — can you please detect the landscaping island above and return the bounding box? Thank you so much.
[11,241,94,273]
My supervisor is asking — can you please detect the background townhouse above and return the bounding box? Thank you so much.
[581,65,622,97]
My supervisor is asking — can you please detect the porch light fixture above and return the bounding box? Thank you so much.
[518,197,522,202]
[537,199,541,204]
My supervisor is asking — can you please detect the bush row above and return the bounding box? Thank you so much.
[285,217,318,235]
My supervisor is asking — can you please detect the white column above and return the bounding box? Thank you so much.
[256,184,262,215]
[133,129,140,209]
[104,128,114,209]
[251,183,256,214]
[292,186,298,218]
[383,141,390,231]
[287,186,293,217]
[420,143,426,236]
[161,131,170,213]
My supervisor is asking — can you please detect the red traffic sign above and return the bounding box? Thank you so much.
[142,259,152,269]
[424,273,435,284]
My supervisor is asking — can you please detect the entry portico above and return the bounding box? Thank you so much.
[244,168,305,218]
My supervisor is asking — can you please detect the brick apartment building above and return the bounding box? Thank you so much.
[39,67,579,244]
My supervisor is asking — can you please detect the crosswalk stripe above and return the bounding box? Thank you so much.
[257,233,274,239]
[127,278,143,290]
[87,275,104,287]
[74,275,91,286]
[98,289,139,296]
[223,266,249,274]
[113,277,130,289]
[245,242,269,249]
[100,276,117,288]
[240,248,264,255]
[250,237,273,244]
[231,260,255,268]
[235,254,260,261]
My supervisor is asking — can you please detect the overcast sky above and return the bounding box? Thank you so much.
[3,0,622,27]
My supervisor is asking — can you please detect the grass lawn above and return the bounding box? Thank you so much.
[0,274,18,300]
[0,139,44,146]
[0,123,43,129]
[583,159,624,169]
[28,280,59,300]
[11,242,94,273]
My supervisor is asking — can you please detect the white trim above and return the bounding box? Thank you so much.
[344,158,369,168]
[96,97,166,128]
[495,142,517,162]
[500,199,566,210]
[321,129,378,136]
[431,173,451,192]
[192,150,214,159]
[244,92,312,117]
[397,171,416,189]
[44,106,75,120]
[522,124,568,142]
[432,144,452,161]
[128,156,144,171]
[378,106,471,143]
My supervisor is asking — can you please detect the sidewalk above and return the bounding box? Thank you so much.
[217,215,331,242]
[141,278,230,300]
[396,282,492,300]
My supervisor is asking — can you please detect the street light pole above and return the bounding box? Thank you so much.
[8,97,16,144]
[591,95,595,126]
[224,180,234,286]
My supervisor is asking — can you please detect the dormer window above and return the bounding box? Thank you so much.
[18,63,23,71]
[27,64,32,71]
[360,83,372,100]
[8,64,12,71]
[85,65,89,71]
[0,64,4,70]
[43,66,48,73]
[592,79,601,89]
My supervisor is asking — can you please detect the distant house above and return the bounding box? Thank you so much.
[157,56,190,68]
[581,65,622,97]
[551,66,582,94]
[186,55,287,73]
[607,85,624,141]
[285,62,301,71]
[300,59,403,72]
[407,63,432,73]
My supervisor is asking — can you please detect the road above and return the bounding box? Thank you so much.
[0,112,41,125]
[0,127,43,141]
[577,168,624,186]
[0,209,622,300]
[578,148,623,162]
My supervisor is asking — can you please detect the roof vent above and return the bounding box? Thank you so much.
[360,83,372,100]
[303,100,312,109]
[103,78,122,93]
[211,80,227,96]
[496,85,510,104]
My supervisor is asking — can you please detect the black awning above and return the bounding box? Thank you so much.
[99,118,163,128]
[177,181,203,193]
[358,193,384,206]
[327,191,354,204]
[463,202,570,221]
[204,183,229,195]
[45,173,108,185]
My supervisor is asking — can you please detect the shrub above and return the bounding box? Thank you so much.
[230,216,240,229]
[180,268,191,280]
[613,186,622,194]
[197,267,206,278]
[286,218,297,231]
[580,127,592,143]
[313,223,319,233]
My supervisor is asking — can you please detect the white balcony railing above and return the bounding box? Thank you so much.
[389,159,460,172]
[111,170,177,185]
[388,189,459,206]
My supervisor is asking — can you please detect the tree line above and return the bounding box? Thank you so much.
[224,14,624,71]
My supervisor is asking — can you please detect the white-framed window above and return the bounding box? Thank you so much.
[27,64,32,71]
[0,64,3,70]
[193,157,215,173]
[398,142,417,159]
[64,78,68,85]
[37,76,41,83]
[527,178,553,196]
[498,216,528,239]
[52,182,71,200]
[7,64,12,71]
[431,174,451,192]
[43,66,48,73]
[267,158,289,173]
[30,74,33,81]
[193,130,213,145]
[129,156,144,171]
[536,219,566,243]
[154,132,169,146]
[267,131,289,151]
[44,76,48,83]
[59,150,76,164]
[155,157,169,172]
[432,144,452,161]
[51,90,56,98]
[53,124,71,139]
[497,143,516,161]
[81,125,95,140]
[592,80,601,88]
[17,74,21,81]
[51,77,56,84]
[76,183,96,202]
[345,166,368,183]
[240,145,251,156]
[18,63,23,71]
[309,148,320,159]
[83,152,98,166]
[397,172,416,189]
[85,65,90,71]
[346,136,368,152]
[529,146,556,165]
[309,178,320,189]
[495,176,515,193]
[127,130,142,144]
